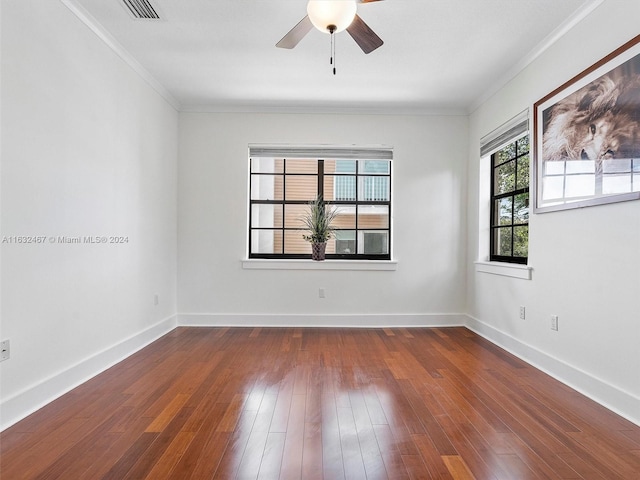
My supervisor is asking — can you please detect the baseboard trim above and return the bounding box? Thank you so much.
[465,315,639,427]
[177,313,467,328]
[0,315,177,431]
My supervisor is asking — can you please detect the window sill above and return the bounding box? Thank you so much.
[242,259,398,271]
[474,261,532,280]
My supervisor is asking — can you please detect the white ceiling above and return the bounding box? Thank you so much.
[68,0,597,113]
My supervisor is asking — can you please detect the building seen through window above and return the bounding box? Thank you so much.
[250,153,391,260]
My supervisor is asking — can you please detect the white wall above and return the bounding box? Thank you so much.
[178,112,469,325]
[467,0,640,424]
[0,0,178,429]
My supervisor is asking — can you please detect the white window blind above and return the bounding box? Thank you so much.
[480,110,529,158]
[249,145,393,160]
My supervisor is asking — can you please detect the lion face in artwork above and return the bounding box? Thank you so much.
[542,76,640,161]
[578,111,640,160]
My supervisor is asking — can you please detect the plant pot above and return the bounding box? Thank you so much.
[311,242,327,261]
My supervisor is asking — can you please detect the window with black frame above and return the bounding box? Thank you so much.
[249,146,392,260]
[490,134,529,264]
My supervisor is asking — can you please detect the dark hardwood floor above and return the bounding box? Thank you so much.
[1,327,638,479]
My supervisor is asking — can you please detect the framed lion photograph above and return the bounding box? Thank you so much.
[533,34,640,212]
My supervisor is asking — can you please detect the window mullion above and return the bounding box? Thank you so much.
[355,161,360,254]
[281,159,287,255]
[318,159,324,199]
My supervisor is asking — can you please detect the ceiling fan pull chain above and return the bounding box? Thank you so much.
[330,31,333,66]
[327,24,336,75]
[332,30,336,75]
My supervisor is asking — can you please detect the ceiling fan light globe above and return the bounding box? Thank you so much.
[307,0,357,34]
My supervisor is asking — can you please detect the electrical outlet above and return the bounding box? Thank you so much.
[319,288,325,299]
[1,340,10,362]
[519,306,526,320]
[551,315,559,331]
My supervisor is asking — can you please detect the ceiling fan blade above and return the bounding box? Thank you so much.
[346,14,383,54]
[276,15,313,49]
[357,0,384,3]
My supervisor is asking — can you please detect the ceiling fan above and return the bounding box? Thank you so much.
[276,0,384,55]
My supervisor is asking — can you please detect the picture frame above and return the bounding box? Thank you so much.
[533,34,640,213]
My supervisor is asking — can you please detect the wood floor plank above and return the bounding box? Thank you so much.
[441,455,476,480]
[336,405,368,479]
[321,390,347,480]
[216,393,249,433]
[349,391,388,479]
[279,393,307,479]
[144,393,191,433]
[181,431,231,479]
[301,422,323,480]
[401,454,433,480]
[235,392,278,479]
[411,433,454,480]
[257,432,286,480]
[373,424,411,479]
[2,327,638,479]
[77,416,153,479]
[101,431,159,480]
[143,431,196,479]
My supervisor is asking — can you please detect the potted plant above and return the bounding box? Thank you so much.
[301,195,338,261]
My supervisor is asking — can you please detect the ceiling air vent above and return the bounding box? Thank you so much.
[122,0,160,20]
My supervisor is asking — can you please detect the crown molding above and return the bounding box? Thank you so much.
[60,0,180,111]
[179,102,468,117]
[469,0,604,114]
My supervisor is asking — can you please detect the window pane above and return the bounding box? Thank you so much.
[251,204,283,228]
[329,175,356,201]
[495,143,516,164]
[284,204,308,228]
[545,161,566,175]
[517,136,529,156]
[285,175,317,200]
[285,159,317,174]
[332,205,356,228]
[603,174,632,194]
[565,174,595,198]
[493,227,512,257]
[251,174,283,200]
[357,205,389,229]
[283,230,310,254]
[513,226,528,258]
[493,197,512,226]
[360,160,390,174]
[334,230,356,254]
[361,231,389,255]
[603,159,631,173]
[566,160,594,174]
[542,176,565,201]
[516,154,530,190]
[251,157,283,173]
[494,160,515,195]
[334,159,356,173]
[359,176,390,201]
[514,193,529,224]
[251,229,282,254]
